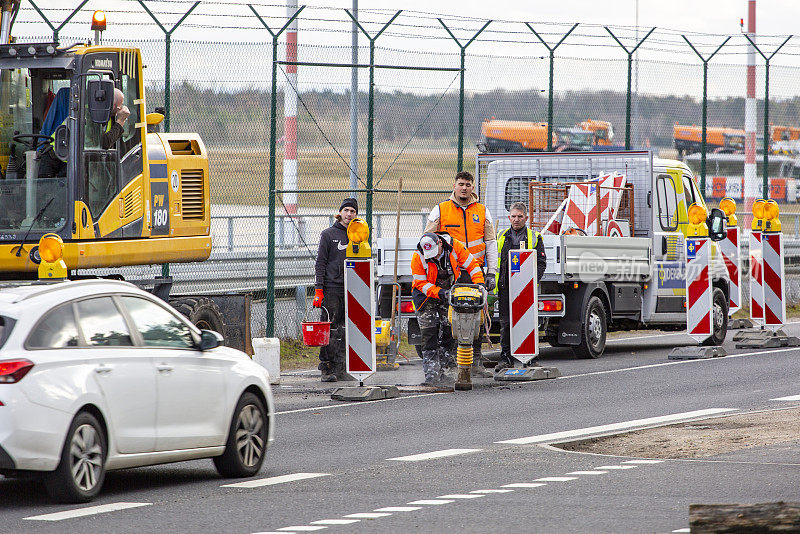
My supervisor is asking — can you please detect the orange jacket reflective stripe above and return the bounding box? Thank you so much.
[411,236,484,307]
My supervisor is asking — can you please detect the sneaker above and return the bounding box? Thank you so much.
[321,374,338,382]
[494,360,514,372]
[335,371,356,381]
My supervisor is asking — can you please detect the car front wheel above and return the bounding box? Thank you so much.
[46,411,107,503]
[214,392,268,478]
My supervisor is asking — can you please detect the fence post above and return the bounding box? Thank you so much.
[439,19,491,171]
[137,0,199,133]
[345,9,402,240]
[29,0,89,43]
[743,34,792,200]
[605,27,655,150]
[682,36,730,197]
[250,4,306,338]
[526,23,578,152]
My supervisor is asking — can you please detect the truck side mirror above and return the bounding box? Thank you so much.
[87,79,114,124]
[707,207,726,242]
[53,124,69,161]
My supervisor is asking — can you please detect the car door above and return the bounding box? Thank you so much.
[73,296,158,454]
[118,296,228,451]
[644,172,686,322]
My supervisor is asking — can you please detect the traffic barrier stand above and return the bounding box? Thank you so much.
[718,198,752,330]
[669,204,727,360]
[331,258,400,402]
[733,201,800,349]
[494,250,560,381]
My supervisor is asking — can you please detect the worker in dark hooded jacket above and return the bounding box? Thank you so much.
[313,198,358,382]
[411,232,484,385]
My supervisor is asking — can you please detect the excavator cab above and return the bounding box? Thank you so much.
[0,41,210,276]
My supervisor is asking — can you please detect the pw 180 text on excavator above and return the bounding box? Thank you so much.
[0,3,251,351]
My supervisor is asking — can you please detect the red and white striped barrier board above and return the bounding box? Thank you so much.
[685,238,713,343]
[749,231,764,325]
[762,232,786,331]
[720,226,741,315]
[509,250,538,364]
[344,259,376,381]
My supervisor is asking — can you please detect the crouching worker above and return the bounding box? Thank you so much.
[411,232,484,385]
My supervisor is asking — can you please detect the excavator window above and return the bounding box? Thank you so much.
[82,73,119,219]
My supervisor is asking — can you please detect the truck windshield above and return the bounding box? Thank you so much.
[0,68,69,234]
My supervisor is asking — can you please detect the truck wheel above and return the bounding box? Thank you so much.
[572,296,607,359]
[171,297,225,334]
[703,288,728,346]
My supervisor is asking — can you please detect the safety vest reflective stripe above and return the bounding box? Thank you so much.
[468,265,481,278]
[420,282,435,294]
[438,200,486,263]
[412,274,427,281]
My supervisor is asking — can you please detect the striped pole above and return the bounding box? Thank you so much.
[685,237,713,343]
[509,250,538,365]
[345,258,376,383]
[744,0,757,223]
[283,0,299,214]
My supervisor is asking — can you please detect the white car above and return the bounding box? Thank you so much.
[0,279,274,503]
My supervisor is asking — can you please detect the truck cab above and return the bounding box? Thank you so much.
[0,42,210,278]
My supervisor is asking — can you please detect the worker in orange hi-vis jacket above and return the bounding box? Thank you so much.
[425,170,497,377]
[411,232,484,386]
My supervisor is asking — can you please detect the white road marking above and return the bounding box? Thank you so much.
[672,529,690,533]
[387,448,482,462]
[407,499,455,505]
[310,519,361,525]
[471,489,514,494]
[276,527,326,532]
[344,512,392,519]
[622,459,664,464]
[595,465,637,470]
[276,392,447,415]
[567,471,607,475]
[534,476,578,482]
[495,408,736,445]
[771,394,800,401]
[374,507,421,512]
[560,346,800,381]
[222,472,329,489]
[502,483,546,488]
[437,494,485,499]
[24,502,152,521]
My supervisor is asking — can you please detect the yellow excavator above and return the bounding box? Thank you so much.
[0,4,249,349]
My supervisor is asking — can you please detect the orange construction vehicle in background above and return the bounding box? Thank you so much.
[478,118,614,153]
[673,124,744,157]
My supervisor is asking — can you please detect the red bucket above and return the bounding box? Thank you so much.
[301,307,331,347]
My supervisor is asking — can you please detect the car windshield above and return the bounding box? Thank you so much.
[0,67,70,234]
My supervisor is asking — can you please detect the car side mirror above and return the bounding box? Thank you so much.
[87,79,114,124]
[707,207,726,242]
[199,329,223,351]
[53,124,69,161]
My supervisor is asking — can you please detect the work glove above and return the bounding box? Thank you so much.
[439,289,450,303]
[484,275,496,292]
[313,288,324,308]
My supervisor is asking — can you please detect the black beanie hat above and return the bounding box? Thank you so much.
[339,198,358,213]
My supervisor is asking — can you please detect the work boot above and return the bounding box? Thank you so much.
[470,343,493,378]
[525,358,542,368]
[320,374,337,382]
[421,350,440,386]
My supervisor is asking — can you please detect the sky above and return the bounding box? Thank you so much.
[14,1,800,97]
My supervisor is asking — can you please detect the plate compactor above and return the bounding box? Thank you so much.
[448,284,486,391]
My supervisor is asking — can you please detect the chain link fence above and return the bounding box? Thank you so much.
[16,2,800,337]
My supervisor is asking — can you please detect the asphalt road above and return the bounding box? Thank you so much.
[4,323,800,533]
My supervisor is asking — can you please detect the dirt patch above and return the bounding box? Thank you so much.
[555,407,800,459]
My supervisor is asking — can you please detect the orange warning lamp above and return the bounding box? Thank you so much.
[719,197,737,226]
[37,233,67,280]
[764,200,781,233]
[91,10,107,31]
[346,218,371,258]
[752,199,766,231]
[686,203,708,237]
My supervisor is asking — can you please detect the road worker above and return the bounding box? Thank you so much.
[411,232,484,385]
[425,170,497,376]
[494,202,546,371]
[313,198,358,382]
